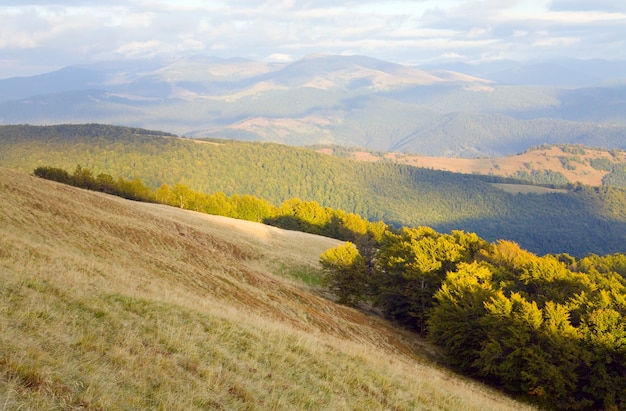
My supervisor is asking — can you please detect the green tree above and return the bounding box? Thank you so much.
[320,242,367,306]
[428,262,497,371]
[578,307,626,410]
[33,166,71,184]
[95,173,116,194]
[479,293,584,409]
[372,227,464,334]
[72,164,96,190]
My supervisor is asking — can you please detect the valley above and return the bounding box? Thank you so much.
[4,124,626,256]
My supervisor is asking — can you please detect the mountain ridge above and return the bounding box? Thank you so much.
[317,143,626,187]
[2,54,625,157]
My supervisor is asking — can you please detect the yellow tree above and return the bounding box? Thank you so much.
[320,242,367,306]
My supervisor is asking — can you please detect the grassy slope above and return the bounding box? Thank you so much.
[0,168,533,410]
[344,145,626,186]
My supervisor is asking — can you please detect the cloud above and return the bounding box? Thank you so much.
[549,0,626,12]
[114,40,161,58]
[265,53,294,62]
[0,0,626,79]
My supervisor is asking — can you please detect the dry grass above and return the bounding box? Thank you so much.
[0,167,534,410]
[346,145,626,186]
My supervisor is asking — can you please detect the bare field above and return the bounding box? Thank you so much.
[0,167,533,410]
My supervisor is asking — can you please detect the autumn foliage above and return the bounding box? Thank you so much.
[321,234,626,410]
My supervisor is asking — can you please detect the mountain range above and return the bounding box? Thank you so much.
[1,54,625,157]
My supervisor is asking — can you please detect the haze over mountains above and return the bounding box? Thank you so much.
[1,54,625,157]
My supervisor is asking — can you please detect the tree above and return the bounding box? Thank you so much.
[428,262,497,372]
[479,293,585,409]
[153,183,176,206]
[320,242,367,306]
[72,164,96,190]
[95,173,116,194]
[171,183,195,209]
[371,227,464,334]
[33,166,71,184]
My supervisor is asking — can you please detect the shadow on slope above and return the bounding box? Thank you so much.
[430,187,626,256]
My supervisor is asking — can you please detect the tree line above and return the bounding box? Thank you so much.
[320,229,626,410]
[33,165,388,246]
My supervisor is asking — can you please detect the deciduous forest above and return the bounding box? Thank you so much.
[321,230,626,410]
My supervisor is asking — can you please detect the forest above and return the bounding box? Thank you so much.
[4,124,626,256]
[321,229,626,410]
[33,164,626,410]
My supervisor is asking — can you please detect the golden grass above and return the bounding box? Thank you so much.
[0,167,534,410]
[346,145,626,186]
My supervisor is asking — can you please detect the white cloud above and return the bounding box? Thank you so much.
[532,36,581,48]
[265,53,294,62]
[549,0,626,12]
[114,40,161,58]
[0,0,625,78]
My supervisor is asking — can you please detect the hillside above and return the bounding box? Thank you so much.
[319,144,626,187]
[0,167,533,410]
[4,124,626,256]
[1,54,626,157]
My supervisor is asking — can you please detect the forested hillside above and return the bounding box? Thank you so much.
[321,228,626,410]
[314,144,626,188]
[3,124,626,256]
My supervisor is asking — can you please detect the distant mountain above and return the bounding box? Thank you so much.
[418,58,626,87]
[1,54,625,157]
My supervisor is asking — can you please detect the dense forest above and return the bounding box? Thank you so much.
[4,124,626,256]
[321,230,626,410]
[33,163,626,410]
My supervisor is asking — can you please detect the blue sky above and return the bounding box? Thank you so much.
[1,0,625,78]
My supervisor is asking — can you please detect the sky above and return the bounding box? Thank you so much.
[1,0,625,79]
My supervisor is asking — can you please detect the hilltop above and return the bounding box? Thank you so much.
[318,144,626,187]
[0,167,532,410]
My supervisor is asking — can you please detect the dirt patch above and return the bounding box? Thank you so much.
[350,151,380,162]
